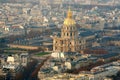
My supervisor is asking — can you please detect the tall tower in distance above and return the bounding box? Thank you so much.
[53,8,80,52]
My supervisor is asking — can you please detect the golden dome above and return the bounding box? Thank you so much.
[64,18,76,26]
[63,8,76,26]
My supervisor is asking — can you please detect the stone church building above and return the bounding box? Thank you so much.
[53,9,86,52]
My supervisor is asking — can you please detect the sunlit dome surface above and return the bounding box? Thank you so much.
[64,18,76,26]
[63,8,76,26]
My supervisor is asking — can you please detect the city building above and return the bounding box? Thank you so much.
[42,61,120,80]
[20,53,29,66]
[53,8,84,52]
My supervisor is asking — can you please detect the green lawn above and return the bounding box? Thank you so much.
[35,52,50,56]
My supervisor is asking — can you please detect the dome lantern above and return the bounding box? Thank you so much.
[63,7,76,26]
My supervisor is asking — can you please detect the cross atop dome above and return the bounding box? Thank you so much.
[67,6,72,18]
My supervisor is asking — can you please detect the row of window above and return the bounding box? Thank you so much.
[63,26,76,30]
[55,40,86,45]
[54,46,86,51]
[62,32,76,37]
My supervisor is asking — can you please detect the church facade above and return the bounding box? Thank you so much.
[53,9,85,52]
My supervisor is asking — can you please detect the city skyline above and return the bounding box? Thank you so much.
[0,0,120,80]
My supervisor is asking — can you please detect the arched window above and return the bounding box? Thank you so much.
[70,32,72,36]
[67,33,69,36]
[56,41,57,43]
[64,33,65,36]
